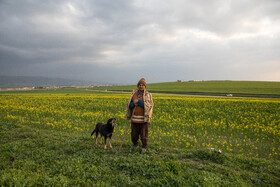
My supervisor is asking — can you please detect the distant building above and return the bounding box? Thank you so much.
[189,80,201,82]
[177,80,184,82]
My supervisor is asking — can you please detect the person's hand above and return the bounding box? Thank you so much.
[133,99,138,105]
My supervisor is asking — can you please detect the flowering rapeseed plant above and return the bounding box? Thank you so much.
[0,92,279,159]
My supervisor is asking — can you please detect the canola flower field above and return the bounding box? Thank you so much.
[1,90,279,160]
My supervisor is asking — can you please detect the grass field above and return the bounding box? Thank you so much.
[91,81,280,96]
[0,89,280,186]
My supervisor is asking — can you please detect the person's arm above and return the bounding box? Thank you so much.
[129,101,135,109]
[138,100,144,108]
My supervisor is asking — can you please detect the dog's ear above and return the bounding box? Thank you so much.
[108,118,114,124]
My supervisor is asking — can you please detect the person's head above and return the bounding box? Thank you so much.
[137,78,146,91]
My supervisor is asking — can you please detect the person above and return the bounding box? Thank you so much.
[125,78,154,154]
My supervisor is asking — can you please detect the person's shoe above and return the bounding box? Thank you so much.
[130,145,138,152]
[132,145,139,149]
[141,148,146,154]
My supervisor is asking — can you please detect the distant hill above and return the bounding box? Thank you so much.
[91,80,280,97]
[0,76,97,88]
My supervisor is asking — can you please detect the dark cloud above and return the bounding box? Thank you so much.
[0,0,280,83]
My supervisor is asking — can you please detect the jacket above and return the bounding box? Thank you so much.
[125,89,154,123]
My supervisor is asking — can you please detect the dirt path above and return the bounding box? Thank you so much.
[151,92,280,98]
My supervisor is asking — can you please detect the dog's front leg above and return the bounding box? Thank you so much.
[99,135,102,145]
[109,138,112,148]
[104,137,107,149]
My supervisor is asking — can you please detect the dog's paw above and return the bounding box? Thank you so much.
[110,145,113,149]
[104,145,107,149]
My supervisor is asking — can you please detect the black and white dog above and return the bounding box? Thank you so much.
[91,118,116,149]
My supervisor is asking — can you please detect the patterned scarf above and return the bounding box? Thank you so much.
[137,90,144,98]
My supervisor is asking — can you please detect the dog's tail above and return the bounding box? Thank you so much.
[91,129,96,136]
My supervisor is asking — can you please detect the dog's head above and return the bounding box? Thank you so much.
[107,118,116,127]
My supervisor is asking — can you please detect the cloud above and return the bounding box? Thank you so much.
[0,0,280,83]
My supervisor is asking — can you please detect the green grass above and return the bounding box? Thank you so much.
[1,121,279,186]
[91,81,280,96]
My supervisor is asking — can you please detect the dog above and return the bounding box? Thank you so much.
[91,118,116,149]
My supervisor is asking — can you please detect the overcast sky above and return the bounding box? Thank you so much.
[0,0,279,84]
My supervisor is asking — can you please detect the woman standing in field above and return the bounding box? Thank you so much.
[125,78,154,154]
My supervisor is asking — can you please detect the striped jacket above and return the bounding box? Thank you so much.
[125,89,154,123]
